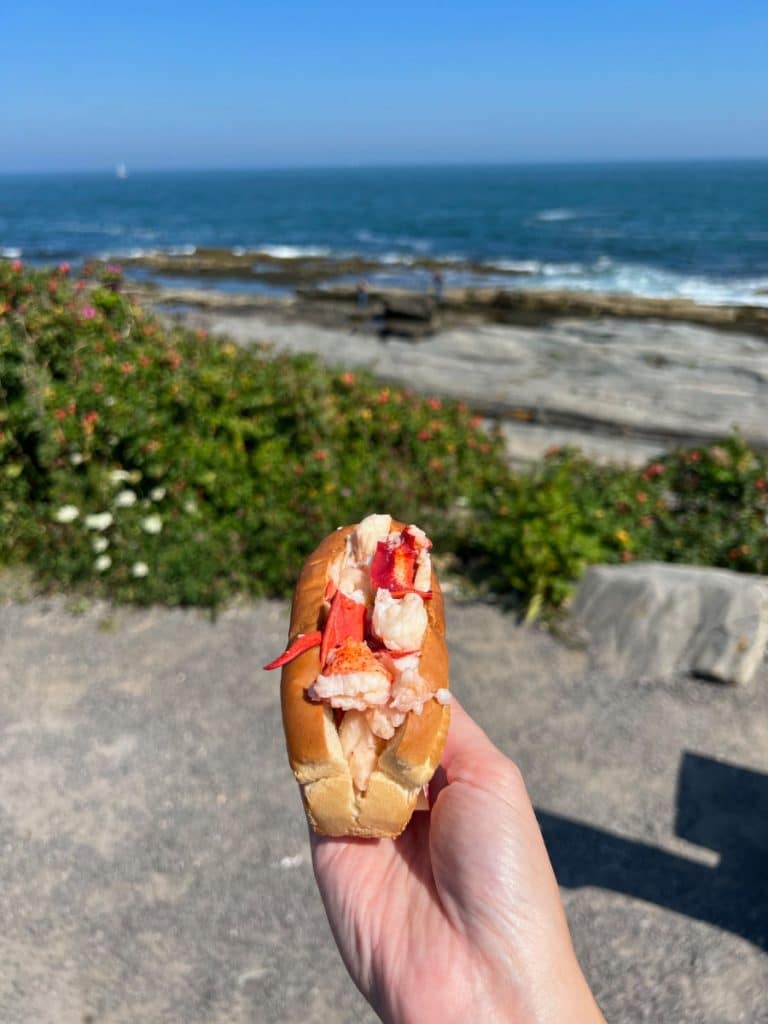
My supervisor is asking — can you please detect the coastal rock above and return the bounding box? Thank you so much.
[570,563,768,685]
[380,294,435,321]
[301,284,768,338]
[485,288,768,338]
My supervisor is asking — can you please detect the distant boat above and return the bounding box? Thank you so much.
[115,162,128,179]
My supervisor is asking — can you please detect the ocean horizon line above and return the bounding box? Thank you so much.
[2,155,768,178]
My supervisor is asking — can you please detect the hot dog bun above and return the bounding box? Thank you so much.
[280,521,450,837]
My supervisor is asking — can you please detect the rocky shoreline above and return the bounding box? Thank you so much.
[124,247,768,338]
[124,262,768,467]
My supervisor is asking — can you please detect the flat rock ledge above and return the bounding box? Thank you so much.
[570,563,768,685]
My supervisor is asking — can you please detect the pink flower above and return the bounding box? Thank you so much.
[58,262,71,274]
[10,259,22,271]
[81,305,97,319]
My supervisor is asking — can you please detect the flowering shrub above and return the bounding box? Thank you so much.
[460,436,768,609]
[1,261,766,610]
[0,262,508,605]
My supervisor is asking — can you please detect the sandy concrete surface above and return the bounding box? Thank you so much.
[1,596,766,1023]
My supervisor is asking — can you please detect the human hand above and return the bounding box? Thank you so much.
[310,699,605,1023]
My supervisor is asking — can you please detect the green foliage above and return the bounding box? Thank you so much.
[1,261,766,611]
[459,438,768,612]
[0,261,508,605]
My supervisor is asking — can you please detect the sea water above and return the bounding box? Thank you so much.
[1,161,767,304]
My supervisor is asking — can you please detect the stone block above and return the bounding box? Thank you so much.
[569,563,768,685]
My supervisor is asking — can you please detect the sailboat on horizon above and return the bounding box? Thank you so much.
[115,162,128,179]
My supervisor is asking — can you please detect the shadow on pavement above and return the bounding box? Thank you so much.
[538,752,768,950]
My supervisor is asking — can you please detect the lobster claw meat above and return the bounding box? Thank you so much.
[370,533,432,600]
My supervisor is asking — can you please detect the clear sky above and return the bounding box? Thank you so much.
[2,1,767,172]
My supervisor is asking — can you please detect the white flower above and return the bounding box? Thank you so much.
[94,554,112,572]
[69,452,84,466]
[115,489,137,508]
[131,561,149,578]
[54,505,80,523]
[92,536,109,553]
[150,486,166,502]
[109,469,132,485]
[141,514,163,535]
[85,512,114,531]
[183,499,198,515]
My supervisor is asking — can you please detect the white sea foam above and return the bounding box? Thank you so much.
[167,244,196,256]
[257,244,331,259]
[353,229,432,252]
[535,208,578,222]
[513,257,768,308]
[541,261,584,276]
[378,252,416,265]
[490,259,542,274]
[1,247,22,259]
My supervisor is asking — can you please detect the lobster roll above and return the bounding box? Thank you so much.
[265,514,451,837]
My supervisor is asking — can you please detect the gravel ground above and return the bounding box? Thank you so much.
[0,596,766,1023]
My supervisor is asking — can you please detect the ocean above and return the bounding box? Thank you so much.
[1,162,767,305]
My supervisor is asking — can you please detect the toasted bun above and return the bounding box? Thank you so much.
[280,521,450,837]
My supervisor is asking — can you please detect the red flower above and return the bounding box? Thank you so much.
[689,451,701,463]
[417,429,432,442]
[756,477,766,491]
[10,259,22,271]
[427,397,442,411]
[341,372,356,385]
[377,389,389,404]
[313,449,328,461]
[635,491,648,504]
[642,462,665,480]
[81,411,99,433]
[120,361,135,375]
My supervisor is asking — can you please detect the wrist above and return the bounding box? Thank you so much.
[519,949,605,1024]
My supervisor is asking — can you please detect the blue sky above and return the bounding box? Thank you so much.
[2,1,767,171]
